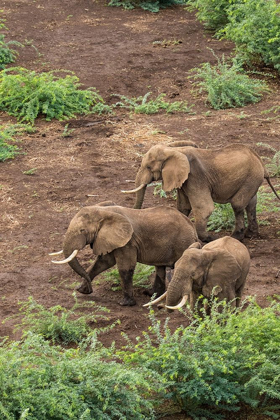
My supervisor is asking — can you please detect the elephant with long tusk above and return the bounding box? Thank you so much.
[144,236,250,311]
[50,202,198,306]
[123,142,280,242]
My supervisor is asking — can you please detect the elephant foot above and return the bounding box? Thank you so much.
[76,281,93,294]
[231,230,245,242]
[119,296,136,306]
[245,227,259,238]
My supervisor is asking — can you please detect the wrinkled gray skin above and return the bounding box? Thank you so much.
[58,202,198,306]
[132,142,279,242]
[166,236,250,310]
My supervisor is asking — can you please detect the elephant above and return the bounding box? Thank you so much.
[122,142,280,242]
[144,236,250,311]
[50,203,198,306]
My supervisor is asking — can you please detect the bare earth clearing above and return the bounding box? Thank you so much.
[1,1,280,418]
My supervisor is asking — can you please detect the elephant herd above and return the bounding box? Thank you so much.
[50,141,279,311]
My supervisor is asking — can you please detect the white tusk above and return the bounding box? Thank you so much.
[51,249,78,264]
[49,250,63,256]
[165,295,188,310]
[121,184,146,194]
[143,291,167,307]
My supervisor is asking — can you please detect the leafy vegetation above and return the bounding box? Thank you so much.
[119,298,280,419]
[190,54,270,109]
[98,263,155,290]
[112,92,194,114]
[219,0,280,71]
[6,295,110,345]
[2,298,280,419]
[108,0,184,13]
[0,333,157,419]
[0,124,35,162]
[0,67,111,124]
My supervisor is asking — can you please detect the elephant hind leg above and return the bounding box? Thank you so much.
[231,205,246,241]
[245,194,259,238]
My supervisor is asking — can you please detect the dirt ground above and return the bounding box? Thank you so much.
[1,1,280,418]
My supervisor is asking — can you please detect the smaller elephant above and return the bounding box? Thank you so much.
[50,203,198,306]
[145,236,250,311]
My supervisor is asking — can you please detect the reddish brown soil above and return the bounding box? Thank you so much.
[1,1,280,418]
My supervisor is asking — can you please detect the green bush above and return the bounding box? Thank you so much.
[0,67,111,124]
[187,0,280,72]
[186,0,234,30]
[0,333,157,419]
[108,0,184,12]
[219,0,280,71]
[119,298,280,419]
[190,54,270,109]
[112,92,194,114]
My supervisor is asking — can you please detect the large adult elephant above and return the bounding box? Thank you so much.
[123,143,280,242]
[50,203,198,306]
[144,236,250,311]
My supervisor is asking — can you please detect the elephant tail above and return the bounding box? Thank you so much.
[264,169,280,200]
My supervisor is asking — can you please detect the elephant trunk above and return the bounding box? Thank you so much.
[166,273,192,310]
[63,235,93,293]
[134,185,147,209]
[133,168,152,209]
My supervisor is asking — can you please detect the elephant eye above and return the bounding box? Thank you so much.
[147,165,151,170]
[80,228,86,234]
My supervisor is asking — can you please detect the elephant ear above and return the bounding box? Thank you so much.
[92,210,133,256]
[202,249,242,297]
[162,150,190,191]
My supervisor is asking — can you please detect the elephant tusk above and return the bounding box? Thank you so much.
[165,295,188,310]
[121,184,146,194]
[49,250,63,256]
[51,249,79,264]
[143,291,167,307]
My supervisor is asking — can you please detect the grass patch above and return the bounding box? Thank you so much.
[112,92,194,114]
[257,143,280,177]
[98,263,155,290]
[0,124,36,162]
[5,294,110,345]
[190,53,270,109]
[207,186,280,232]
[0,67,111,124]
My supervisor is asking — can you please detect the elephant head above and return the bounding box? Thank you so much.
[122,144,191,209]
[144,241,242,310]
[50,206,133,293]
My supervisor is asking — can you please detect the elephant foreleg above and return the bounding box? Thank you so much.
[114,249,137,306]
[77,253,116,294]
[245,195,258,238]
[177,188,191,217]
